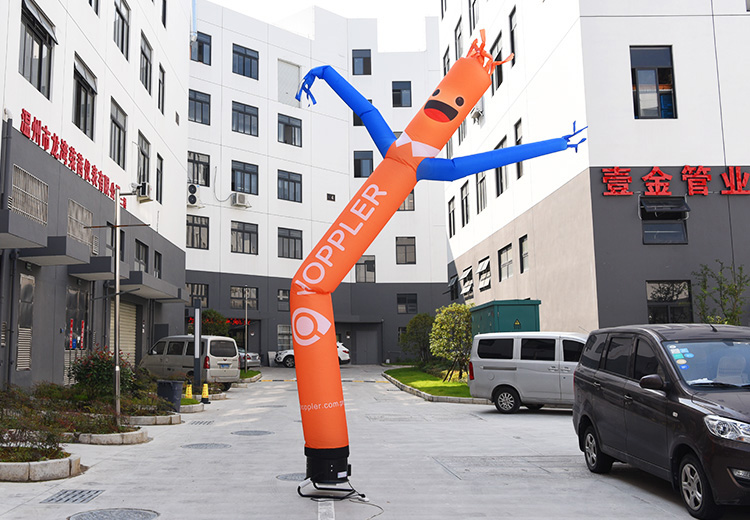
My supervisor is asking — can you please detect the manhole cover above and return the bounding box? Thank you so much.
[181,443,231,450]
[41,490,104,504]
[189,420,214,425]
[277,473,306,482]
[69,509,159,520]
[231,430,273,436]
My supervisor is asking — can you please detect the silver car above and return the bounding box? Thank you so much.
[275,342,351,368]
[237,348,261,370]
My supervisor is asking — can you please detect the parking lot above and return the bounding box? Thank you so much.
[1,365,748,520]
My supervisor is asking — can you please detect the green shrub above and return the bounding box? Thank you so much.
[0,387,67,462]
[68,347,135,397]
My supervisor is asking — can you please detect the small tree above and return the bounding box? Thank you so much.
[429,303,473,381]
[693,260,750,326]
[399,313,434,363]
[187,308,230,336]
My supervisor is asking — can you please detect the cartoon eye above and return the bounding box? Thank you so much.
[455,97,464,106]
[432,89,440,96]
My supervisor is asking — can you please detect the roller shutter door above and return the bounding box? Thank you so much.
[110,301,137,367]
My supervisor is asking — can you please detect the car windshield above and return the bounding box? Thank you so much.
[663,339,750,389]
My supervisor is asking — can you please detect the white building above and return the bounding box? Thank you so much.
[186,2,449,363]
[439,0,750,333]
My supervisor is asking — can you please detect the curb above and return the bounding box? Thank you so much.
[0,454,81,482]
[124,413,182,425]
[62,427,148,445]
[382,373,491,405]
[180,403,204,413]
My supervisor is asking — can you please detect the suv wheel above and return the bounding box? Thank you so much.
[283,356,295,368]
[493,387,520,414]
[679,454,721,519]
[583,425,613,474]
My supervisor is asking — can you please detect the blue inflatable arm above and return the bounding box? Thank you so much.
[416,123,587,182]
[297,65,396,158]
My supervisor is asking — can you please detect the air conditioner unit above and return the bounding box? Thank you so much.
[231,192,250,207]
[187,183,202,207]
[136,181,153,202]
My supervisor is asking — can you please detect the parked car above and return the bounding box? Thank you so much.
[572,324,750,519]
[275,342,351,368]
[237,348,261,370]
[139,335,240,391]
[468,331,587,413]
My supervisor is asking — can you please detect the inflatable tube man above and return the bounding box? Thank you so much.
[291,31,586,484]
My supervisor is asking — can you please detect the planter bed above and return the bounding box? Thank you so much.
[123,413,182,426]
[62,427,148,445]
[0,454,81,482]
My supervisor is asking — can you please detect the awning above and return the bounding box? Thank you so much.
[640,196,690,213]
[23,0,57,44]
[460,280,474,295]
[477,259,490,274]
[460,267,472,281]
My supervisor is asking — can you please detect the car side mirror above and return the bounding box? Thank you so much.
[639,374,666,391]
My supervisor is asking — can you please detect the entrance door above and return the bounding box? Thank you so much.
[355,328,379,364]
[16,274,34,372]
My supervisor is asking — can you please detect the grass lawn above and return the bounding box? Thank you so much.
[240,369,261,379]
[384,367,471,398]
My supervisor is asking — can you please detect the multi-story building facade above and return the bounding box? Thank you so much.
[185,2,448,364]
[0,0,191,389]
[440,0,750,332]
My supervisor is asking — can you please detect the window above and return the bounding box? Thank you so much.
[232,44,259,79]
[646,281,693,324]
[231,286,257,310]
[140,33,152,93]
[476,173,487,213]
[490,34,503,94]
[458,119,466,144]
[448,274,459,300]
[161,0,166,27]
[137,132,150,185]
[631,46,676,119]
[392,81,412,107]
[397,293,418,314]
[468,0,478,33]
[396,237,416,264]
[499,244,513,281]
[352,49,371,75]
[519,235,529,273]
[105,223,124,260]
[134,240,148,272]
[277,325,292,351]
[446,137,453,159]
[89,0,99,14]
[477,257,491,291]
[398,190,415,211]
[231,221,258,255]
[232,161,258,195]
[514,119,523,178]
[443,48,450,76]
[603,335,634,377]
[187,283,208,308]
[153,251,162,279]
[454,18,463,60]
[640,196,689,244]
[460,182,470,226]
[441,0,448,18]
[356,255,375,283]
[19,1,55,99]
[521,339,555,361]
[495,138,508,195]
[278,114,302,146]
[563,340,584,363]
[155,154,163,203]
[509,7,517,66]
[460,267,473,298]
[109,100,126,167]
[191,32,211,65]
[477,338,513,359]
[278,289,290,312]
[232,101,258,136]
[186,214,209,250]
[189,89,210,125]
[278,170,302,203]
[157,65,165,113]
[113,0,130,59]
[278,228,303,259]
[73,56,96,138]
[448,198,456,238]
[188,152,210,186]
[633,339,664,380]
[354,151,374,178]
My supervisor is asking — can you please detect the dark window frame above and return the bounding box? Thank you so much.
[392,81,412,108]
[278,227,303,259]
[188,89,211,125]
[278,170,302,203]
[231,160,258,195]
[186,214,209,250]
[191,31,211,65]
[397,293,418,314]
[631,46,677,119]
[352,49,371,75]
[231,221,258,255]
[278,114,302,147]
[232,43,259,79]
[188,151,210,187]
[110,100,126,168]
[232,101,259,136]
[396,236,416,265]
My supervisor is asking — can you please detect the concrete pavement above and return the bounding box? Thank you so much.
[0,364,747,520]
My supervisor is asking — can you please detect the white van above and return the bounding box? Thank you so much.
[468,331,587,413]
[139,335,240,391]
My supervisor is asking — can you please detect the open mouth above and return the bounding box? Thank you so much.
[423,99,458,122]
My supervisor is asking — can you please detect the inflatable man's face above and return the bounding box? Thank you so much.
[404,54,492,153]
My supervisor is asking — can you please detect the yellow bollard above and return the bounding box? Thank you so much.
[201,383,210,404]
[185,384,192,400]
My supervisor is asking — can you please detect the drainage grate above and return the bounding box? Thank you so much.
[189,420,214,425]
[41,490,104,504]
[181,443,231,450]
[69,508,159,520]
[277,473,306,482]
[231,430,273,436]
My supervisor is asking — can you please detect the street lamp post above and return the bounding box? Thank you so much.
[244,286,248,371]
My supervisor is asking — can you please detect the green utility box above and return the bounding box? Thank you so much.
[470,299,541,336]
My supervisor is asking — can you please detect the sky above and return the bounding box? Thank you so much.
[206,0,439,51]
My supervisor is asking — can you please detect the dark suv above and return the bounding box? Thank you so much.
[573,324,750,519]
